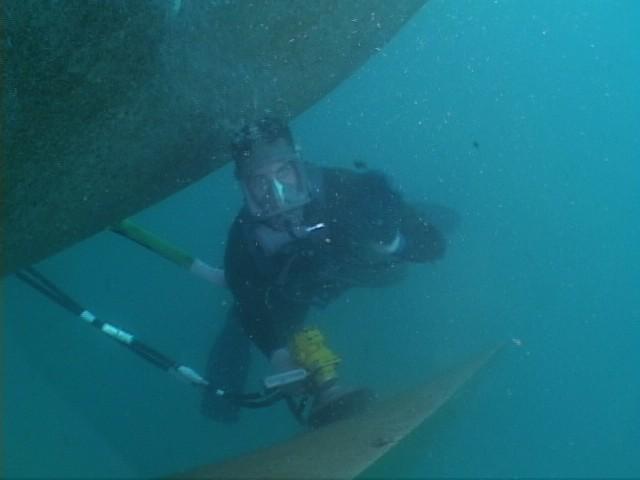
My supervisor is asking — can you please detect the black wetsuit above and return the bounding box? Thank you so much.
[202,166,445,421]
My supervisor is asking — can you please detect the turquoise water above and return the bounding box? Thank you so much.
[5,0,639,477]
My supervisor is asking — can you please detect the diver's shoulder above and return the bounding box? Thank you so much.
[321,165,364,188]
[321,165,393,192]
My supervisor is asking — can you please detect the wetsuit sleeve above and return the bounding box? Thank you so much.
[326,169,403,247]
[397,203,446,262]
[325,168,446,263]
[223,218,307,356]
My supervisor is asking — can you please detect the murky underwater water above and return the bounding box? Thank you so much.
[5,0,639,477]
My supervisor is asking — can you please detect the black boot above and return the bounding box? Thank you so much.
[201,308,251,423]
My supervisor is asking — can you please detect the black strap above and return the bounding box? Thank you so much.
[16,268,179,372]
[15,267,289,409]
[16,267,85,316]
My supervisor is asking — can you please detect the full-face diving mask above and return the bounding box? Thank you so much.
[241,156,311,218]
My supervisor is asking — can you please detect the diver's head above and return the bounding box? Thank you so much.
[231,117,311,220]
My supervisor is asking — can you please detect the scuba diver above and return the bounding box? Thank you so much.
[202,117,447,426]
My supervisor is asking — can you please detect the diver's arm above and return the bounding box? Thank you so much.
[326,168,402,246]
[327,168,446,263]
[396,204,446,262]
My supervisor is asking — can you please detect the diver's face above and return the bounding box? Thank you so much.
[242,139,309,218]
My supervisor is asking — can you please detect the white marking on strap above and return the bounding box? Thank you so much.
[80,310,96,323]
[175,366,209,386]
[305,222,326,233]
[101,324,134,344]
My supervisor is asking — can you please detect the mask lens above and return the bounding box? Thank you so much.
[244,161,310,217]
[274,161,297,184]
[248,174,271,199]
[247,174,279,214]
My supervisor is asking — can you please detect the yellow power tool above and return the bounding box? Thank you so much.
[290,327,341,388]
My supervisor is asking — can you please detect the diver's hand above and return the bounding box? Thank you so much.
[267,348,307,395]
[270,348,298,373]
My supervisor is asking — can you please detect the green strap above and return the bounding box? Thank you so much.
[111,219,193,270]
